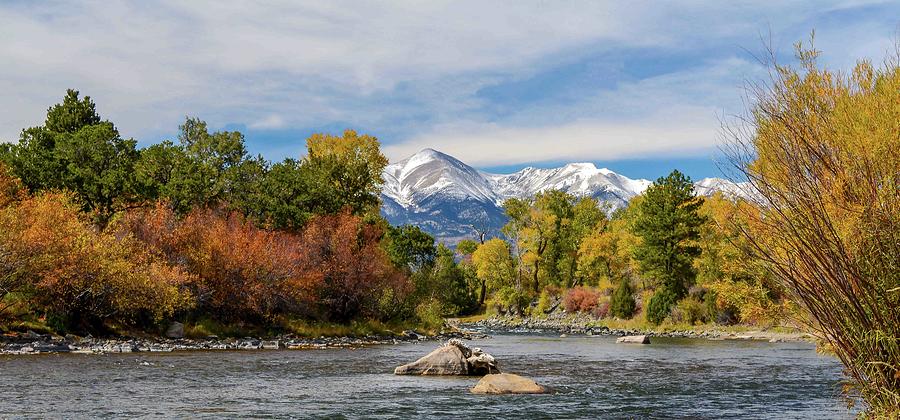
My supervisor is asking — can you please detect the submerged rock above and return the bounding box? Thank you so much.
[616,335,650,344]
[393,339,500,376]
[470,373,548,394]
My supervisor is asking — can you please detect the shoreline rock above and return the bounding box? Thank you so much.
[454,314,813,343]
[616,335,650,344]
[0,329,486,356]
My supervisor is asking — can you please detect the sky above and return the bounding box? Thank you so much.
[1,1,897,181]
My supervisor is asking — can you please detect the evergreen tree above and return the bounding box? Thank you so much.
[632,170,705,320]
[3,90,141,227]
[609,278,636,319]
[384,225,437,273]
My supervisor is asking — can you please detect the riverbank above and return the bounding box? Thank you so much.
[0,329,484,356]
[453,313,814,343]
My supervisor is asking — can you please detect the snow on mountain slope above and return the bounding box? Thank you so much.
[485,163,649,208]
[693,177,752,199]
[382,148,499,208]
[381,149,749,243]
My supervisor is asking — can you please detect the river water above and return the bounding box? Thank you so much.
[0,333,853,419]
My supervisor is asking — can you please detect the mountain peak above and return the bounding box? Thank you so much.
[381,148,749,243]
[411,147,449,160]
[563,162,598,172]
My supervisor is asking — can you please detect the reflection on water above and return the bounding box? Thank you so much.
[0,334,852,419]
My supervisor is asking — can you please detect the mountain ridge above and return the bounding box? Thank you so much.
[380,148,748,243]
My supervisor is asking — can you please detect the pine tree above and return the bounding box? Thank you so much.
[632,170,705,322]
[609,278,636,319]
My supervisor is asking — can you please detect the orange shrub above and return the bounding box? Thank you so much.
[0,192,193,330]
[0,163,23,208]
[563,286,601,314]
[124,204,316,321]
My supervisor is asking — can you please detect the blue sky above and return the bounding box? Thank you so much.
[1,1,897,181]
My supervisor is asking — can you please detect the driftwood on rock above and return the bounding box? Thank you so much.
[393,339,500,376]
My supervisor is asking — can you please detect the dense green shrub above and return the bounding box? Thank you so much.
[489,286,530,315]
[609,279,636,319]
[670,297,709,325]
[646,287,678,325]
[414,298,444,331]
[534,288,560,315]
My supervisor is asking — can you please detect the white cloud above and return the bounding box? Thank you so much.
[384,107,718,166]
[249,114,286,130]
[0,0,895,160]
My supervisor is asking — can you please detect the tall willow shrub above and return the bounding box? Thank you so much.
[728,40,899,415]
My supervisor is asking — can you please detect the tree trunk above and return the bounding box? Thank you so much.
[479,280,486,306]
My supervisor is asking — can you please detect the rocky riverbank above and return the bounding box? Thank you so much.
[0,329,485,356]
[455,313,814,343]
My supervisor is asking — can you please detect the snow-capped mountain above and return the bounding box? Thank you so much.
[381,148,748,243]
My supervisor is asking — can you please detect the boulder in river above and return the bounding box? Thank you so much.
[261,340,282,350]
[616,335,650,344]
[470,373,548,394]
[394,339,500,376]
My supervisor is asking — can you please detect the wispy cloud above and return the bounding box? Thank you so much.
[384,109,717,166]
[249,115,286,130]
[0,0,896,171]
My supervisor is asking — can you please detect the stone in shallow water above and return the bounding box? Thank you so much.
[394,345,470,375]
[616,335,650,344]
[394,339,500,376]
[470,373,548,394]
[261,340,282,350]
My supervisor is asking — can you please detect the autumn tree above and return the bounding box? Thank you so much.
[303,129,389,217]
[472,238,515,305]
[696,193,786,324]
[0,193,193,332]
[726,40,900,414]
[567,197,608,286]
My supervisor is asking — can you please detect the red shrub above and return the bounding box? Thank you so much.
[122,204,315,321]
[121,204,412,323]
[297,211,412,321]
[592,302,610,319]
[563,286,601,314]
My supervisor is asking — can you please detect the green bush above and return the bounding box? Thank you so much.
[646,288,678,325]
[670,297,709,325]
[534,289,558,316]
[489,287,530,315]
[609,279,636,319]
[415,299,445,331]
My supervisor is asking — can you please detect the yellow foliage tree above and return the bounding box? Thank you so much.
[727,39,900,414]
[472,238,515,294]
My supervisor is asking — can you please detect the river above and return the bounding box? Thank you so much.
[0,333,853,419]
